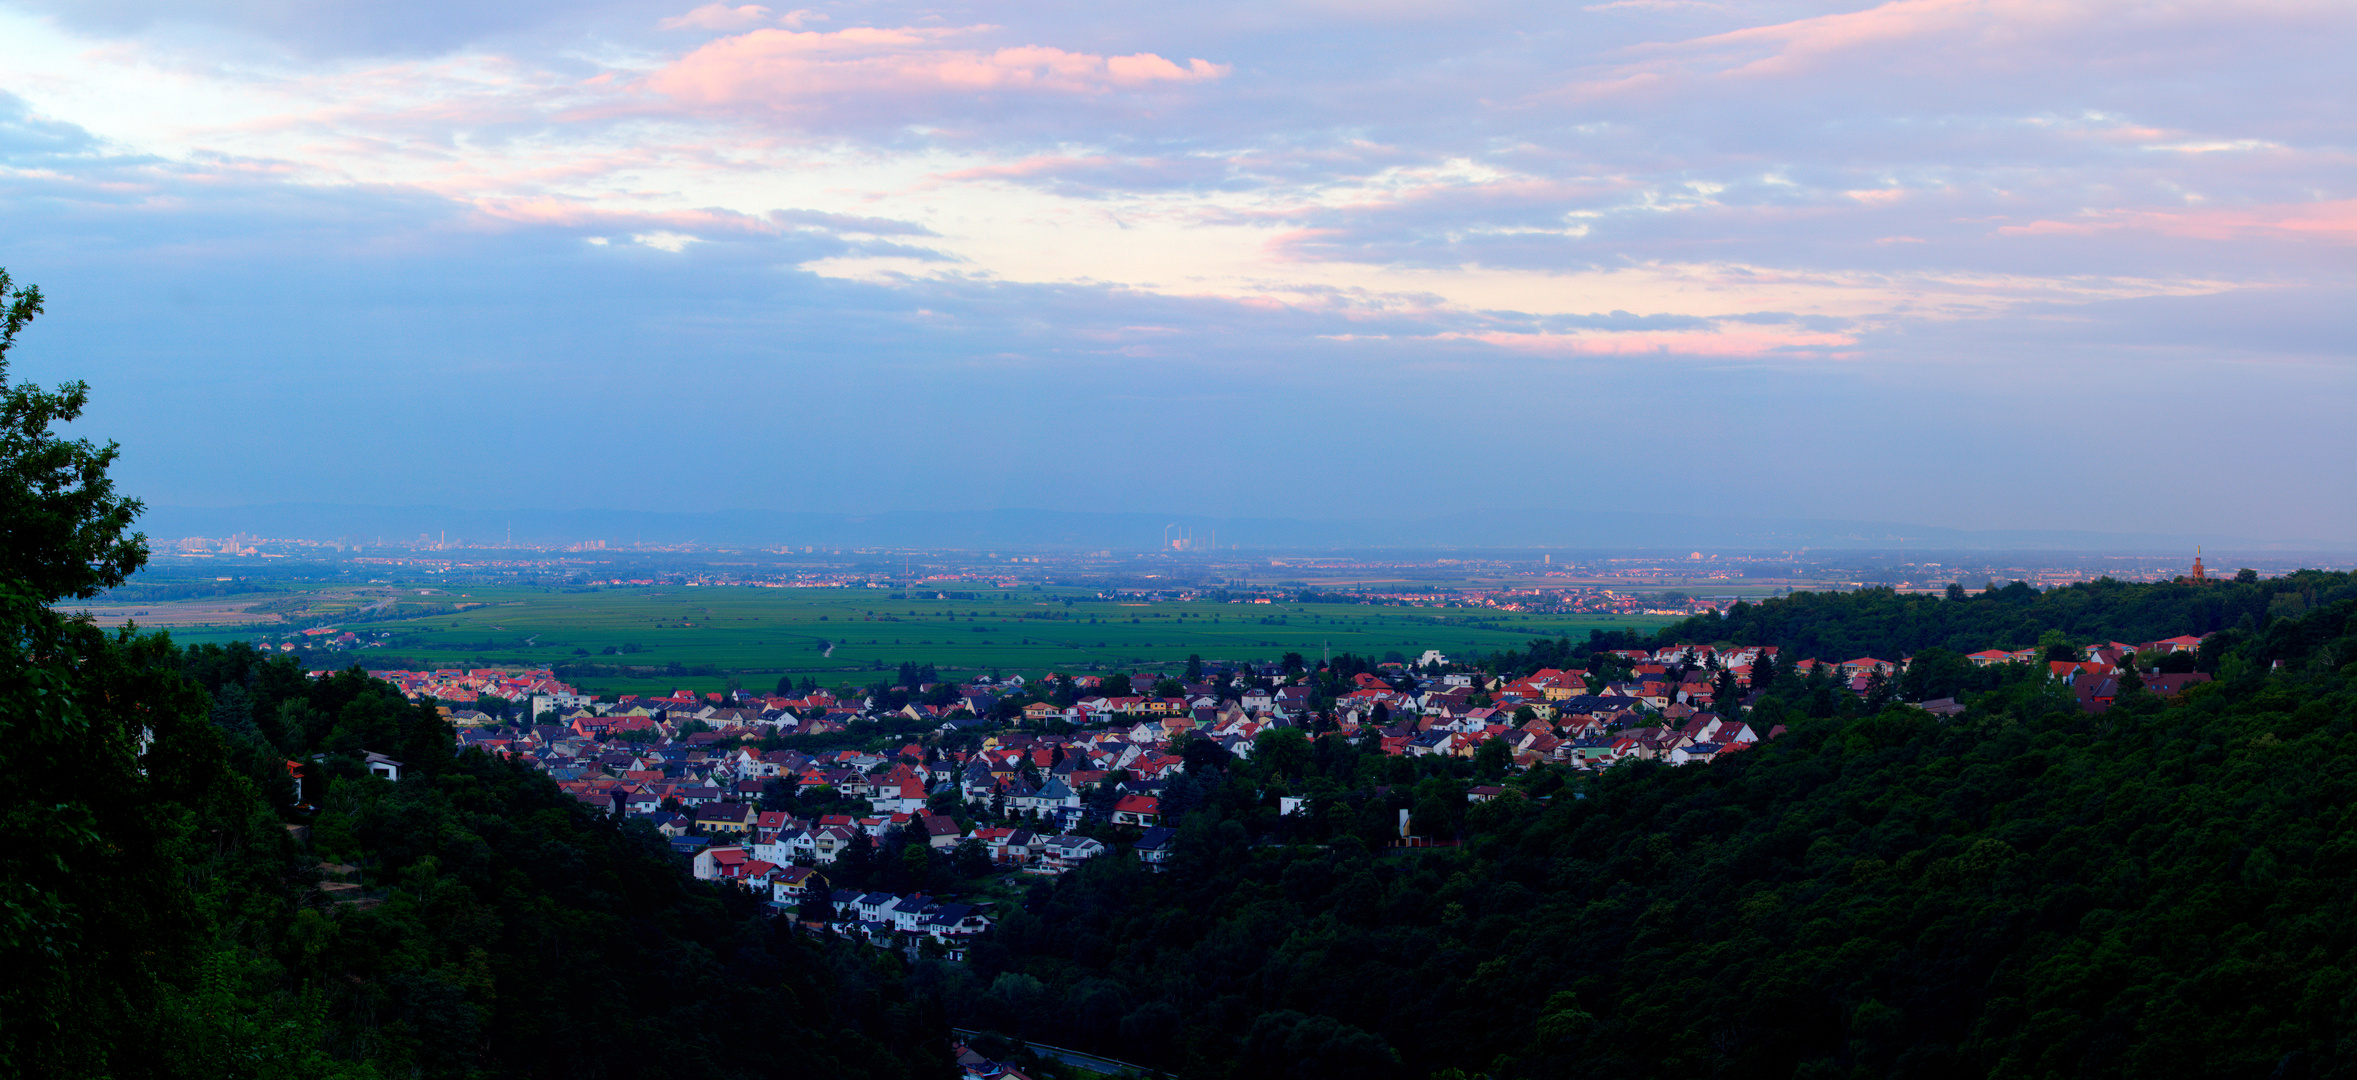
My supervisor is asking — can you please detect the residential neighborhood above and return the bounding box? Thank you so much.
[325,620,2234,969]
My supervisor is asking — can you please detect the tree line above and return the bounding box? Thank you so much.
[1528,573,2353,678]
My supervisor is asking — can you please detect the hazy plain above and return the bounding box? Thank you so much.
[155,584,1682,694]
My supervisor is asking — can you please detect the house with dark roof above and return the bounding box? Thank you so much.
[919,812,963,849]
[767,865,819,903]
[1035,776,1080,811]
[692,801,757,835]
[1134,826,1177,872]
[1034,834,1106,873]
[924,902,990,937]
[855,891,897,922]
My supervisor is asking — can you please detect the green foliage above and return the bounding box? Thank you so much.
[0,270,147,604]
[966,585,2357,1079]
[0,580,258,1077]
[1640,575,2354,668]
[1473,733,1511,779]
[214,750,941,1078]
[0,273,945,1079]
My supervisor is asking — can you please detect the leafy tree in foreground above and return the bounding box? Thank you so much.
[0,266,233,1077]
[0,271,947,1079]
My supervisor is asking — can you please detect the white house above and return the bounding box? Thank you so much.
[809,825,856,863]
[1034,834,1107,873]
[692,846,748,881]
[886,895,939,933]
[923,903,991,941]
[1668,743,1723,766]
[754,828,817,866]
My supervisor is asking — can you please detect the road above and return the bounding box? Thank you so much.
[951,1028,1160,1078]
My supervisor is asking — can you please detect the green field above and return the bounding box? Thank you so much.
[166,584,1678,695]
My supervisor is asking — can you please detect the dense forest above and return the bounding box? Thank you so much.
[1565,572,2349,673]
[0,273,946,1079]
[943,580,2357,1079]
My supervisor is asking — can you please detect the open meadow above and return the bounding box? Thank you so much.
[162,583,1680,695]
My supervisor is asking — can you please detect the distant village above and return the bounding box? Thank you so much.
[315,620,2221,962]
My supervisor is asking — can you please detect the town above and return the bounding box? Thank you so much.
[320,603,2227,978]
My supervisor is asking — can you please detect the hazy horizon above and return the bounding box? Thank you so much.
[124,501,2357,556]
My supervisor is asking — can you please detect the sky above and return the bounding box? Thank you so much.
[0,0,2350,541]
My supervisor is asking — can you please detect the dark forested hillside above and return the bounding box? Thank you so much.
[181,645,952,1079]
[0,273,946,1080]
[1627,572,2349,668]
[9,637,949,1080]
[948,588,2357,1080]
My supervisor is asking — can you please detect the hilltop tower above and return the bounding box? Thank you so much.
[2192,546,2207,582]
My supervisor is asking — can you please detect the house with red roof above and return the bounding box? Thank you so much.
[692,845,748,881]
[1112,794,1161,827]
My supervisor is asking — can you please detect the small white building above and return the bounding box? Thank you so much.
[692,846,748,881]
[1033,834,1107,873]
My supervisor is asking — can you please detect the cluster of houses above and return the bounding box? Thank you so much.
[1299,586,1687,616]
[2026,636,2213,713]
[411,630,2225,921]
[269,626,383,653]
[952,1041,1038,1080]
[338,666,591,715]
[427,629,2230,840]
[420,660,1796,920]
[1584,634,2216,718]
[677,809,1115,958]
[804,885,994,958]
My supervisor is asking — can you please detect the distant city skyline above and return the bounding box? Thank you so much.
[127,502,2357,557]
[0,0,2349,539]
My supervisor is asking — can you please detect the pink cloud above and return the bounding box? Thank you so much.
[1571,0,2351,97]
[659,5,777,31]
[1556,0,2029,97]
[1664,0,2033,78]
[644,26,1229,111]
[1997,199,2357,243]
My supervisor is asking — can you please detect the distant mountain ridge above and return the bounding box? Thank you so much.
[134,504,2354,554]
